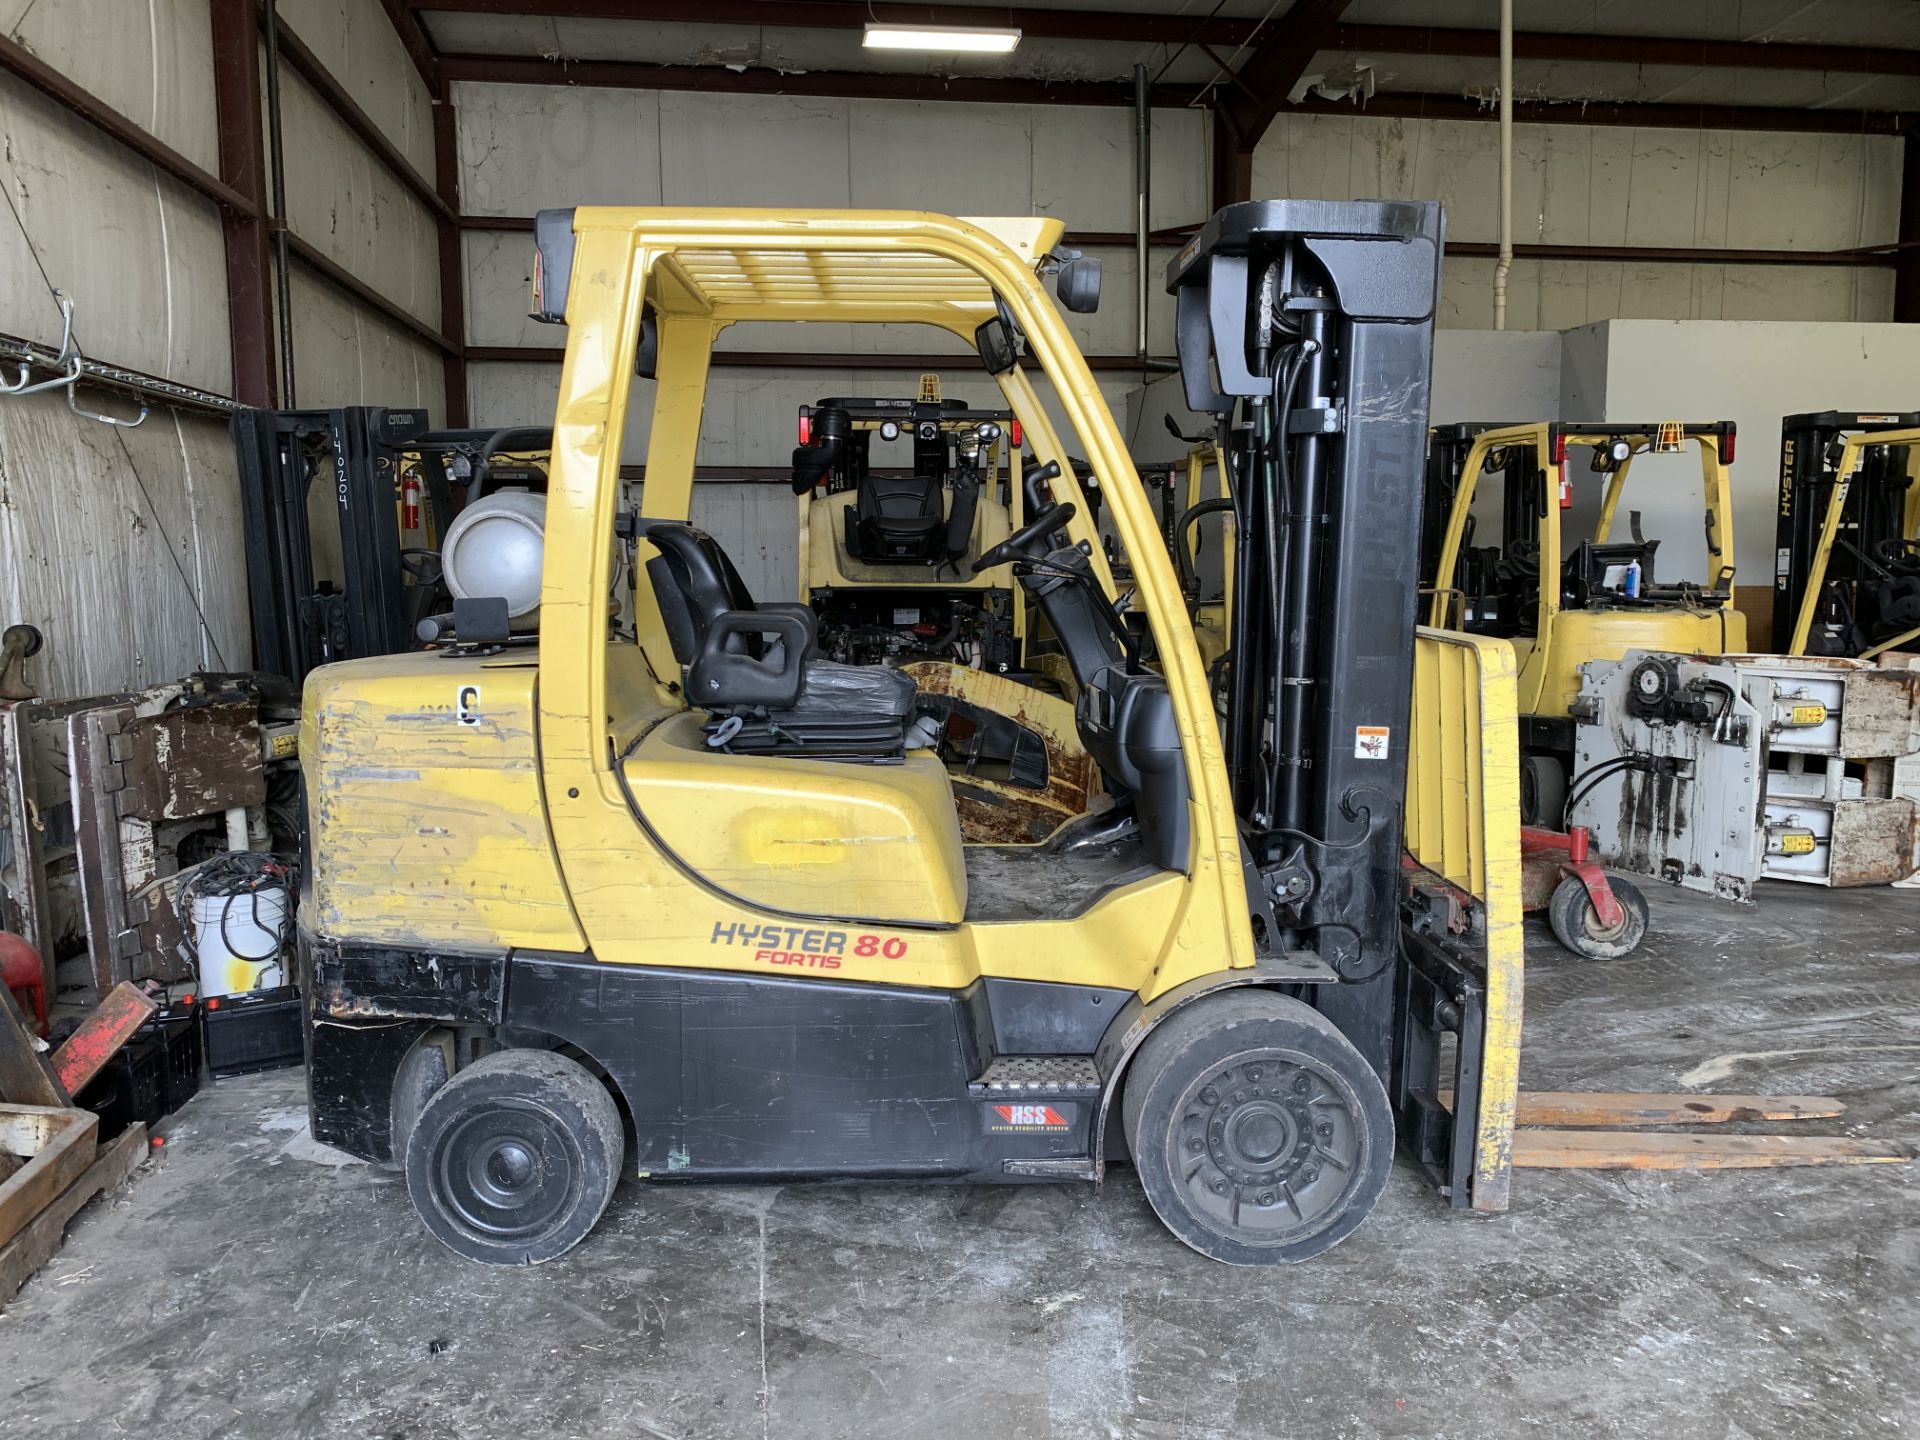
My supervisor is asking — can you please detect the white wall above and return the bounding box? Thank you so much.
[456,83,1208,373]
[276,0,445,417]
[1253,112,1902,329]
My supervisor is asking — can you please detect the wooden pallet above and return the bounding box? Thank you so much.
[1447,1090,1915,1171]
[0,1123,147,1309]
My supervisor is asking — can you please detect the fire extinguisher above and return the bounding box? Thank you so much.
[401,466,422,533]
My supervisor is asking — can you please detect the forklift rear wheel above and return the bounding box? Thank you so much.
[1519,751,1567,828]
[404,1048,625,1265]
[1121,990,1394,1265]
[1547,872,1649,961]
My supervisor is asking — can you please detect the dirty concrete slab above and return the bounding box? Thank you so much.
[2,880,1916,1439]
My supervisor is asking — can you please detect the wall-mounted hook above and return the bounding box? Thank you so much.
[0,293,83,398]
[67,383,148,429]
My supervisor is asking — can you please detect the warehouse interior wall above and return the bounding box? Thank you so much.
[1252,112,1902,329]
[0,0,440,696]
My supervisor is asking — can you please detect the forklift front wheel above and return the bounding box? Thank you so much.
[1121,991,1394,1265]
[404,1048,625,1265]
[1547,872,1649,961]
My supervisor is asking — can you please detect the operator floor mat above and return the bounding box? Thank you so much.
[961,842,1160,923]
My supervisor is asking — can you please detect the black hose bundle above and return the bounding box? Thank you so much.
[174,851,298,968]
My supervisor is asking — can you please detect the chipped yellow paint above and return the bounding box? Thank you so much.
[301,653,584,952]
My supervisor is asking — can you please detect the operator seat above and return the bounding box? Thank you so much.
[847,472,948,561]
[642,522,915,755]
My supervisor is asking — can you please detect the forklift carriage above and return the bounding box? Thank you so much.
[300,203,1520,1266]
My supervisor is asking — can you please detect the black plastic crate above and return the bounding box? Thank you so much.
[76,1036,168,1141]
[204,986,304,1078]
[154,999,204,1111]
[72,997,208,1140]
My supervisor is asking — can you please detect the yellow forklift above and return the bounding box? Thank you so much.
[300,200,1534,1268]
[1423,421,1745,825]
[1774,412,1920,659]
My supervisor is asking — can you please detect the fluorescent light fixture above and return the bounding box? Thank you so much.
[862,23,1022,53]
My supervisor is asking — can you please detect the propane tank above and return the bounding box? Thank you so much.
[440,490,549,622]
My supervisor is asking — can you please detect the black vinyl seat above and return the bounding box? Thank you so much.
[847,473,947,561]
[642,522,915,755]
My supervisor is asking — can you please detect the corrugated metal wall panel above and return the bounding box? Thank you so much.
[0,77,234,389]
[0,390,248,698]
[277,0,437,178]
[1253,113,1903,327]
[3,0,220,171]
[278,66,442,331]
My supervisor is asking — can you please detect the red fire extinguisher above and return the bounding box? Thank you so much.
[401,466,422,532]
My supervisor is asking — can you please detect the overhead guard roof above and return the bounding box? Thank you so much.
[564,208,1066,327]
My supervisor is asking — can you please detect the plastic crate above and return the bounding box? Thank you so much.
[76,1036,167,1141]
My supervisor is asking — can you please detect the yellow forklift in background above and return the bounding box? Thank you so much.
[1775,413,1920,659]
[787,379,1096,843]
[1424,421,1745,825]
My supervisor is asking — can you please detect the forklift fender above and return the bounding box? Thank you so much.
[1089,963,1326,1180]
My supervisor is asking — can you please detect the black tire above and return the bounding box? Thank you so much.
[1519,750,1568,828]
[403,1048,624,1265]
[1121,990,1394,1266]
[1547,872,1649,960]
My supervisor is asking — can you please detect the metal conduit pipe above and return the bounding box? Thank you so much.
[263,0,298,402]
[1493,0,1514,330]
[1134,65,1177,371]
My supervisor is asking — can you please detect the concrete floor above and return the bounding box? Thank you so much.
[2,882,1916,1439]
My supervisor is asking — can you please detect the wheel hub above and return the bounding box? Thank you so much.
[437,1103,580,1240]
[1175,1053,1362,1242]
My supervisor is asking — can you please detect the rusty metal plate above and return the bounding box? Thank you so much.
[115,703,265,821]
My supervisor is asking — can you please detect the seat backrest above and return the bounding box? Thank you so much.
[853,474,946,560]
[644,522,759,664]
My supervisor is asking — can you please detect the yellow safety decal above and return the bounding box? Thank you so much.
[1788,704,1828,726]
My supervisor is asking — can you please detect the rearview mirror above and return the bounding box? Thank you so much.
[975,316,1016,376]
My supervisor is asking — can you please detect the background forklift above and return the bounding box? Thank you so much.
[1423,420,1745,828]
[1775,412,1920,659]
[788,380,1095,844]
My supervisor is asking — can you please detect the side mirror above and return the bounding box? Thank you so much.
[1056,253,1102,314]
[975,316,1017,376]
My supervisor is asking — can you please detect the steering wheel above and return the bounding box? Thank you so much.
[972,502,1076,575]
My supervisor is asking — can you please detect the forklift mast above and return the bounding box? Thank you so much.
[1774,411,1920,655]
[1167,200,1445,1067]
[231,407,551,685]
